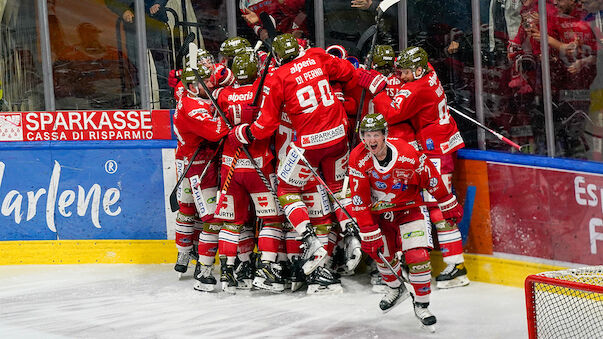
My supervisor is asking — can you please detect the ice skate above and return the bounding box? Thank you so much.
[234,260,253,290]
[220,258,238,294]
[436,263,470,289]
[193,262,217,292]
[290,256,306,292]
[379,284,410,313]
[299,227,328,275]
[253,261,285,292]
[306,266,343,295]
[174,251,190,278]
[414,302,437,333]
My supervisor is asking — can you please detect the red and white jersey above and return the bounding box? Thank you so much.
[215,79,273,171]
[385,73,403,98]
[173,94,229,159]
[373,70,464,155]
[348,139,450,230]
[250,47,357,150]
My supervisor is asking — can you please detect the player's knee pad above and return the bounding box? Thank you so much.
[405,248,432,298]
[399,218,433,251]
[277,147,311,187]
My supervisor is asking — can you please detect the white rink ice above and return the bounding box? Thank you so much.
[0,264,527,338]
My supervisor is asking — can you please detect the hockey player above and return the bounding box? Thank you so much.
[218,36,252,68]
[227,34,358,280]
[349,113,463,330]
[171,48,233,278]
[359,46,469,289]
[173,65,229,292]
[214,52,286,293]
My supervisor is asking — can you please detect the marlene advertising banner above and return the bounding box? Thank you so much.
[488,162,603,266]
[0,110,172,141]
[0,146,170,240]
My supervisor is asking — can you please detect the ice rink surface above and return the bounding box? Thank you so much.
[0,264,527,338]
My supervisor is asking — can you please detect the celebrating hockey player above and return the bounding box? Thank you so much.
[348,113,463,331]
[359,46,470,289]
[227,34,358,281]
[214,52,287,293]
[172,63,229,292]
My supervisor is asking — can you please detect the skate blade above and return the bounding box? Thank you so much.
[221,283,237,294]
[381,291,410,314]
[236,279,253,290]
[193,281,215,292]
[421,324,436,333]
[178,272,184,280]
[306,284,343,295]
[302,248,328,275]
[291,281,305,292]
[436,275,470,289]
[253,277,285,292]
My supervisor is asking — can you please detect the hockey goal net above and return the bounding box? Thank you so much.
[525,266,603,339]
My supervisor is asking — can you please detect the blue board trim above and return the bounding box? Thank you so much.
[0,140,177,151]
[458,149,603,175]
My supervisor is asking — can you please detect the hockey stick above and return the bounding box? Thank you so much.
[176,32,196,70]
[355,24,377,54]
[351,0,401,147]
[168,138,224,212]
[189,45,276,199]
[214,147,243,213]
[448,105,522,151]
[289,144,359,234]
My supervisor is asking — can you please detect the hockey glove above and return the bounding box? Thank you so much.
[438,193,463,222]
[359,227,384,257]
[229,104,259,125]
[358,69,387,95]
[168,69,182,88]
[228,123,254,148]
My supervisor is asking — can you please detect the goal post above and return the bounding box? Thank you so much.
[525,266,603,339]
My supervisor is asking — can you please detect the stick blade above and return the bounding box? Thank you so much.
[378,0,400,14]
[169,191,180,212]
[188,42,198,69]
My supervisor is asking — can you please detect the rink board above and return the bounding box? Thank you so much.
[455,150,603,267]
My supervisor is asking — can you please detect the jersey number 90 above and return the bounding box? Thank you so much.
[296,79,335,114]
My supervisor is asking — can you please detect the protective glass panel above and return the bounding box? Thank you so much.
[548,0,602,161]
[50,0,140,109]
[0,0,44,112]
[407,0,479,149]
[236,0,313,49]
[480,0,548,154]
[324,0,399,62]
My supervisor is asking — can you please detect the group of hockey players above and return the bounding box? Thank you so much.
[168,31,470,331]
